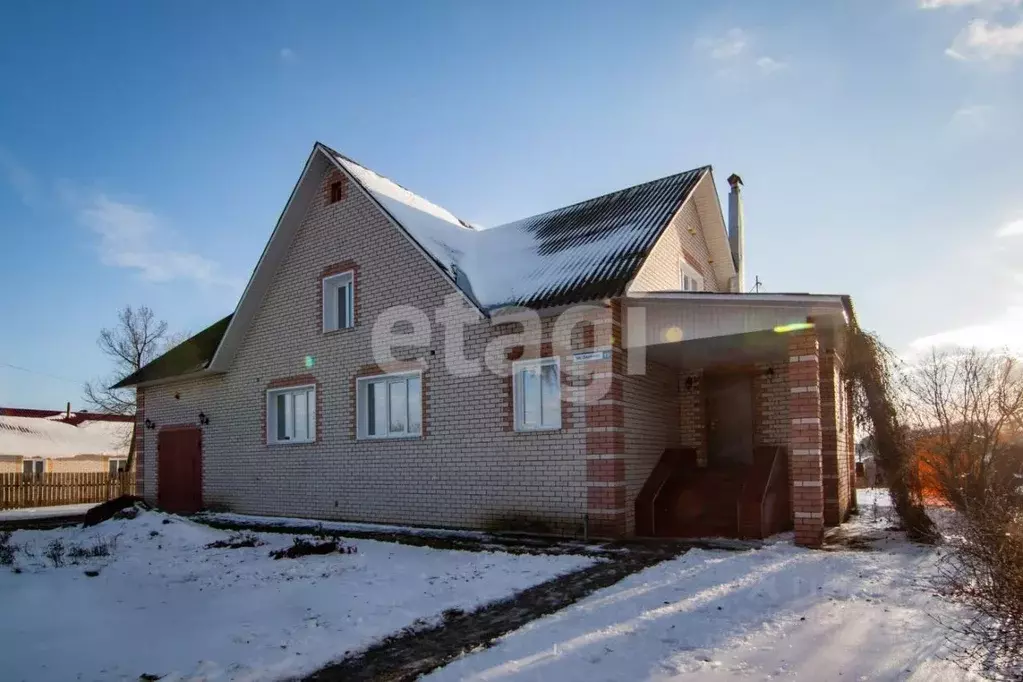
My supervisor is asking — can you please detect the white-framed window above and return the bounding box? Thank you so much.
[267,385,316,444]
[680,262,704,292]
[357,372,423,439]
[109,459,127,476]
[23,459,44,477]
[322,271,354,331]
[513,357,562,431]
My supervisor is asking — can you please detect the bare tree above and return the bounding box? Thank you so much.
[83,306,170,472]
[903,347,1023,509]
[904,346,1023,676]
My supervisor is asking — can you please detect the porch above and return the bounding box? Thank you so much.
[619,292,856,547]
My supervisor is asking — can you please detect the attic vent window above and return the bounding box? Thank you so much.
[329,180,346,204]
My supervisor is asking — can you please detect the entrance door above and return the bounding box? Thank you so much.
[157,428,203,513]
[705,373,754,466]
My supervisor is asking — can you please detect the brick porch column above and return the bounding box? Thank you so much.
[788,326,824,547]
[134,388,145,496]
[583,301,627,537]
[820,351,841,525]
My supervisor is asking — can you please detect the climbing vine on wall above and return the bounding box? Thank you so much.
[845,325,938,544]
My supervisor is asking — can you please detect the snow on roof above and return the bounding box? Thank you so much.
[329,149,709,311]
[0,416,131,459]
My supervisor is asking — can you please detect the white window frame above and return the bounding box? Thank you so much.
[357,371,423,440]
[266,385,317,444]
[23,459,44,477]
[512,357,562,432]
[109,458,127,476]
[680,261,704,292]
[322,271,355,332]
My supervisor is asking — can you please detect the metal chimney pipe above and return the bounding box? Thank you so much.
[727,174,745,293]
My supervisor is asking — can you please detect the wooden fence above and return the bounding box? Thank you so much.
[0,472,135,509]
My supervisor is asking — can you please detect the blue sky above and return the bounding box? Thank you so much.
[2,0,1022,409]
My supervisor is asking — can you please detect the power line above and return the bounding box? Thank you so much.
[0,362,83,385]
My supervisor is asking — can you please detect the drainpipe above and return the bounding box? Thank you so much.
[727,174,745,293]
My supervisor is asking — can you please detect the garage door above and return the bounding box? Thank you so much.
[157,427,203,514]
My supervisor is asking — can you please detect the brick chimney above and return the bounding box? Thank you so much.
[727,173,745,293]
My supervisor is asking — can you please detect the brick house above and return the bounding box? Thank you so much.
[114,142,856,547]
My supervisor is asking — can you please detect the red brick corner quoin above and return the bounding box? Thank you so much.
[787,325,825,547]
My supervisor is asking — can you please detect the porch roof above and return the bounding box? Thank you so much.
[623,291,852,370]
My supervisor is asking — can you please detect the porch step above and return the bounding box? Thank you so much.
[654,466,747,538]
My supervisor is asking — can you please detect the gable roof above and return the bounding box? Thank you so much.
[330,145,713,310]
[110,315,232,389]
[114,143,734,388]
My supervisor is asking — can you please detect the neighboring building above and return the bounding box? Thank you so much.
[115,142,856,547]
[0,407,133,476]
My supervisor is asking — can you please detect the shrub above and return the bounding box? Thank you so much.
[67,540,114,561]
[206,532,264,550]
[0,531,17,566]
[44,539,65,567]
[934,489,1023,678]
[269,536,357,560]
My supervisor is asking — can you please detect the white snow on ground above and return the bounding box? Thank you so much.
[0,503,95,520]
[0,509,593,682]
[426,490,982,682]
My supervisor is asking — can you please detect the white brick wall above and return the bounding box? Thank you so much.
[141,167,592,532]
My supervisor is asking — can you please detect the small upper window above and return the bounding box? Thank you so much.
[23,460,44,477]
[323,271,354,331]
[267,385,316,444]
[681,262,704,292]
[109,459,127,476]
[357,372,422,439]
[329,180,345,204]
[513,357,562,431]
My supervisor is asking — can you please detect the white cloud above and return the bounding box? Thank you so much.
[696,29,786,76]
[696,28,748,60]
[279,47,297,63]
[996,218,1023,237]
[920,0,1019,8]
[0,147,41,208]
[910,306,1023,351]
[948,103,995,133]
[755,56,786,74]
[79,194,241,289]
[946,19,1023,60]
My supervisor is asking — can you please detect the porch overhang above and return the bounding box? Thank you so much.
[622,291,850,370]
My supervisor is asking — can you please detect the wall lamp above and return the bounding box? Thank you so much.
[198,412,210,426]
[144,419,156,430]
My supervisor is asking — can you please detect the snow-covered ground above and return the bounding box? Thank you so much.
[0,509,593,682]
[426,490,981,682]
[0,503,94,521]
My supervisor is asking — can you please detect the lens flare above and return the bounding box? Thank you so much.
[773,322,815,334]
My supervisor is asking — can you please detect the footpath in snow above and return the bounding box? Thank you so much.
[425,490,981,682]
[0,508,592,682]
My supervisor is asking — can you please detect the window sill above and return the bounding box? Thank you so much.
[357,433,423,442]
[322,326,356,335]
[266,439,317,446]
[514,425,562,433]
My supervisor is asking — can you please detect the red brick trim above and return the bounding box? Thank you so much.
[262,374,323,445]
[586,458,625,482]
[349,364,428,440]
[318,260,360,335]
[134,389,145,494]
[588,485,626,509]
[324,168,348,205]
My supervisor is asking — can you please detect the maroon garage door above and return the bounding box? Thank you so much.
[157,427,203,513]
